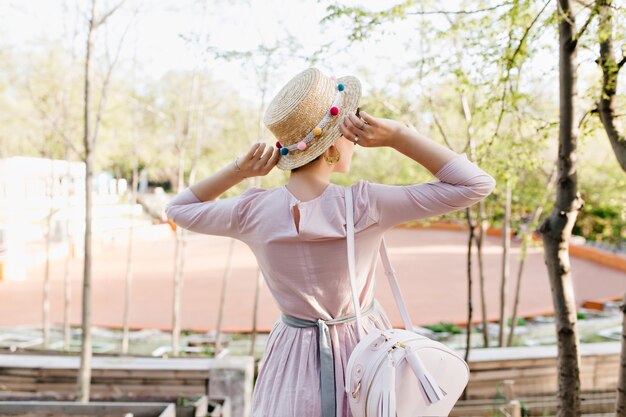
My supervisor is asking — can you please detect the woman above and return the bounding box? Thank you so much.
[165,68,496,417]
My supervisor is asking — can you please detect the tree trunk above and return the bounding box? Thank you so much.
[597,0,626,172]
[249,174,263,357]
[461,205,477,402]
[63,148,73,351]
[43,154,54,348]
[215,238,236,355]
[171,150,186,356]
[508,168,557,346]
[171,228,185,356]
[63,223,73,350]
[460,93,481,355]
[537,1,584,414]
[616,292,626,416]
[77,0,97,402]
[121,154,138,354]
[249,269,263,357]
[476,200,489,347]
[464,207,475,364]
[499,178,511,347]
[508,207,535,347]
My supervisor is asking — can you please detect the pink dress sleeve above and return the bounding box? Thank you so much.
[164,187,262,238]
[367,153,496,229]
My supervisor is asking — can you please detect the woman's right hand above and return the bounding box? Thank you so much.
[234,142,280,178]
[339,111,406,148]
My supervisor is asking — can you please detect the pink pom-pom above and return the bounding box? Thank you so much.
[276,141,282,149]
[330,106,339,116]
[297,141,307,151]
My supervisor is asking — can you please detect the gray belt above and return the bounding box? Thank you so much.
[280,300,377,417]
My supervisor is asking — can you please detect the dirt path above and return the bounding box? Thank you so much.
[1,226,623,332]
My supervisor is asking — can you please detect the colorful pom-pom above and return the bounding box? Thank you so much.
[276,141,282,149]
[297,141,307,151]
[337,83,345,91]
[330,106,339,116]
[280,147,289,155]
[313,127,322,136]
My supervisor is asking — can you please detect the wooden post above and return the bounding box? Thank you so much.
[617,291,626,416]
[503,379,515,401]
[506,400,522,417]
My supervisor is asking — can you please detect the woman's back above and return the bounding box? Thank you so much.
[166,153,493,320]
[165,67,496,417]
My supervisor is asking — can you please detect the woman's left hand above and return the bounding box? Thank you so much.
[234,142,280,178]
[339,111,405,148]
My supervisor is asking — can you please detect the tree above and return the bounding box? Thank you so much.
[209,36,306,357]
[322,0,557,351]
[26,40,84,354]
[596,0,626,172]
[508,166,557,346]
[617,291,626,416]
[78,0,127,402]
[537,0,587,414]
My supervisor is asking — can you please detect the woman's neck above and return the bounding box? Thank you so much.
[286,161,333,201]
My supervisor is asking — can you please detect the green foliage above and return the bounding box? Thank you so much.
[321,2,416,42]
[2,1,625,248]
[573,200,625,246]
[319,0,625,244]
[424,322,463,334]
[507,317,526,326]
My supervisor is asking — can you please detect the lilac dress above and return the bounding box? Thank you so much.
[165,153,495,417]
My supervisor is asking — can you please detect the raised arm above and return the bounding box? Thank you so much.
[165,142,279,236]
[340,111,496,228]
[187,142,279,202]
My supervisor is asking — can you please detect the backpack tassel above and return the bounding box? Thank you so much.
[405,348,445,404]
[372,357,396,417]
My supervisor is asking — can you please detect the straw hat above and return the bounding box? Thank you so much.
[263,68,361,170]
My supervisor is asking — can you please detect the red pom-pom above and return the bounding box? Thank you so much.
[330,106,339,116]
[276,141,282,149]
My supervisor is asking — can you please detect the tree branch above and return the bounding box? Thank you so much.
[91,17,131,148]
[93,0,126,28]
[578,106,598,129]
[573,4,598,45]
[619,56,626,69]
[27,83,82,159]
[490,0,551,143]
[426,96,458,152]
[406,1,513,15]
[513,0,552,62]
[597,0,626,172]
[573,0,594,8]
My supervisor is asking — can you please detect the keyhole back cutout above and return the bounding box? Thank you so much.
[292,204,301,234]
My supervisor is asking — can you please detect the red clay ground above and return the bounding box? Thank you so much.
[1,226,624,332]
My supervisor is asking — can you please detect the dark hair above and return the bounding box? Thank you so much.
[290,154,322,172]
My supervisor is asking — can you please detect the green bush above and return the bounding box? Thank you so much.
[424,322,463,334]
[507,317,526,326]
[573,201,625,247]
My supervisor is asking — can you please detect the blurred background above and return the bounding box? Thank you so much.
[0,1,624,416]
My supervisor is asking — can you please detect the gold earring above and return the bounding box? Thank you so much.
[323,148,341,165]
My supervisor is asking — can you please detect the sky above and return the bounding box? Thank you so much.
[1,0,421,104]
[2,0,619,119]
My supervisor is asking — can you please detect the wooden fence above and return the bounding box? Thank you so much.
[0,353,252,417]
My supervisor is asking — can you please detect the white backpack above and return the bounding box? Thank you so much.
[344,187,470,417]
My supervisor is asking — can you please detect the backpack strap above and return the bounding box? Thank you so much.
[344,186,415,340]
